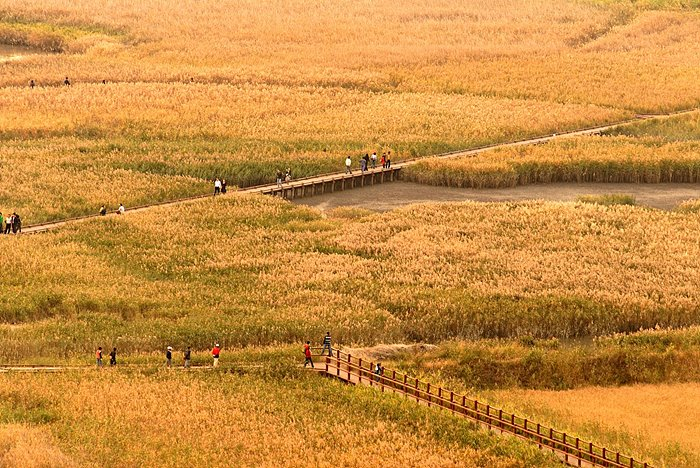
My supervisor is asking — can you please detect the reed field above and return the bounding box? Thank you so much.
[1,0,700,221]
[1,195,699,362]
[0,359,555,467]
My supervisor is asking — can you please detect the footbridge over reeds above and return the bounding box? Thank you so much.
[21,108,699,234]
[310,348,653,468]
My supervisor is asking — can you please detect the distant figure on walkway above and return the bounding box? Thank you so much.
[184,346,191,368]
[99,205,107,216]
[361,154,369,172]
[3,213,12,234]
[385,152,391,169]
[370,152,377,169]
[109,347,117,366]
[29,79,35,88]
[116,204,125,215]
[212,343,220,367]
[374,362,383,381]
[321,331,332,356]
[380,153,386,168]
[345,156,353,174]
[221,179,227,194]
[276,170,283,187]
[64,76,70,86]
[285,168,292,182]
[96,347,103,367]
[303,341,314,368]
[166,346,173,367]
[214,178,222,195]
[11,213,20,234]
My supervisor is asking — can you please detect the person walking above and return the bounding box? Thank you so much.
[362,154,370,172]
[63,76,71,86]
[321,331,332,356]
[166,346,173,367]
[29,79,35,89]
[212,343,220,367]
[370,152,377,169]
[214,178,222,196]
[4,213,12,234]
[117,204,125,215]
[345,156,353,174]
[11,213,20,234]
[276,170,283,188]
[109,347,117,366]
[184,346,191,368]
[285,168,292,182]
[96,347,103,367]
[385,152,391,169]
[380,153,386,169]
[303,341,314,368]
[99,205,107,216]
[374,362,383,382]
[221,179,227,194]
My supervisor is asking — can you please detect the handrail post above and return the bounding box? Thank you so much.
[336,349,340,377]
[536,423,541,447]
[415,378,419,402]
[486,405,491,429]
[358,358,362,383]
[450,392,454,413]
[369,362,374,386]
[347,354,351,381]
[325,356,329,373]
[437,387,442,410]
[426,383,431,406]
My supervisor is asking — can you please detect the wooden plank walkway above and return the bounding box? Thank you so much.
[311,349,652,468]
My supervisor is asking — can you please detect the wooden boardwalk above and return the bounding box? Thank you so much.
[312,349,652,468]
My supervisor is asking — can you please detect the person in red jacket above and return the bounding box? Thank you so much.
[303,341,314,368]
[212,343,220,367]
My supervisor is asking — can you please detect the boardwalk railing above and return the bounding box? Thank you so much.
[313,348,651,468]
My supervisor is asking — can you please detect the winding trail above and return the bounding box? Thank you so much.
[21,107,700,234]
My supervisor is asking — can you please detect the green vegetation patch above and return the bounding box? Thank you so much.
[577,194,636,206]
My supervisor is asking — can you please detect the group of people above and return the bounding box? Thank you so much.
[275,168,293,187]
[0,212,21,234]
[28,77,110,88]
[345,151,392,174]
[303,331,333,368]
[99,204,125,216]
[96,343,221,368]
[214,178,228,195]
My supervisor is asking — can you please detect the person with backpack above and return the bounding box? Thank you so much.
[374,362,384,382]
[184,346,191,368]
[96,347,103,367]
[303,341,314,368]
[321,331,332,356]
[109,347,117,366]
[212,343,220,367]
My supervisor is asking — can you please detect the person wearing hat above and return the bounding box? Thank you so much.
[166,346,173,367]
[212,343,220,367]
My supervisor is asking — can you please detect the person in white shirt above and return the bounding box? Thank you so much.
[214,178,222,195]
[117,204,125,215]
[345,156,352,174]
[370,152,377,169]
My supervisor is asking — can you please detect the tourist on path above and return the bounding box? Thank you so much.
[276,170,283,187]
[64,76,70,86]
[117,204,125,215]
[184,347,191,368]
[212,343,220,367]
[29,80,35,88]
[303,341,314,368]
[109,347,117,366]
[285,168,292,182]
[370,152,377,169]
[385,151,392,169]
[380,153,386,168]
[96,347,103,367]
[99,205,107,216]
[166,346,173,367]
[321,331,332,356]
[214,178,222,195]
[345,156,353,174]
[4,213,12,234]
[221,180,227,194]
[362,154,370,172]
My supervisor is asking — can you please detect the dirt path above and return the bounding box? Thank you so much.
[296,181,700,211]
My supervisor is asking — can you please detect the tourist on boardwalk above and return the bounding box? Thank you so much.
[285,168,292,182]
[4,213,12,234]
[370,152,377,169]
[362,154,369,172]
[212,343,221,367]
[380,153,386,168]
[96,347,103,367]
[29,79,35,88]
[166,346,173,367]
[321,331,332,356]
[109,347,117,366]
[117,204,125,215]
[11,213,20,234]
[385,151,392,169]
[99,205,107,216]
[214,178,222,195]
[276,170,283,187]
[374,362,383,382]
[345,156,353,174]
[64,76,70,86]
[303,341,314,368]
[184,346,191,368]
[221,179,228,194]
